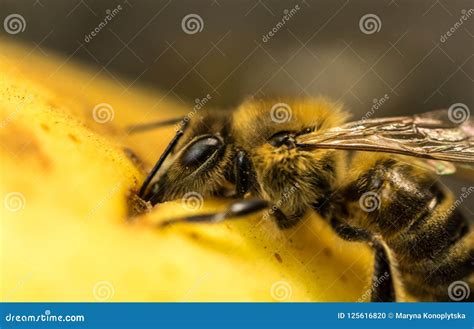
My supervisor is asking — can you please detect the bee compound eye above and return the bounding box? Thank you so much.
[268,131,296,149]
[268,131,291,147]
[181,136,223,167]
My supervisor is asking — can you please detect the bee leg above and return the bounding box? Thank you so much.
[330,219,395,301]
[330,217,372,242]
[271,208,300,229]
[233,150,257,197]
[159,198,269,227]
[370,242,395,302]
[330,216,395,301]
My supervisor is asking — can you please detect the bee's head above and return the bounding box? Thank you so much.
[233,97,345,142]
[231,97,348,216]
[143,111,234,205]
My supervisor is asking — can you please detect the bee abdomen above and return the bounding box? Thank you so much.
[389,201,469,261]
[345,155,473,301]
[386,184,473,301]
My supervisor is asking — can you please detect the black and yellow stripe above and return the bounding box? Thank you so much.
[342,153,473,301]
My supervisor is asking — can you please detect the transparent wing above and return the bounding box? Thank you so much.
[296,109,474,166]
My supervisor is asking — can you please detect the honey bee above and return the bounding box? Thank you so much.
[130,98,473,302]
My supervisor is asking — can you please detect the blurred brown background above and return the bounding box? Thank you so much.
[1,0,473,111]
[1,0,473,212]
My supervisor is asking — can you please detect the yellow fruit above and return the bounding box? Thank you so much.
[0,40,373,301]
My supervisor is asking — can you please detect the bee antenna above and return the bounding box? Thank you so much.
[127,117,184,134]
[138,121,189,198]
